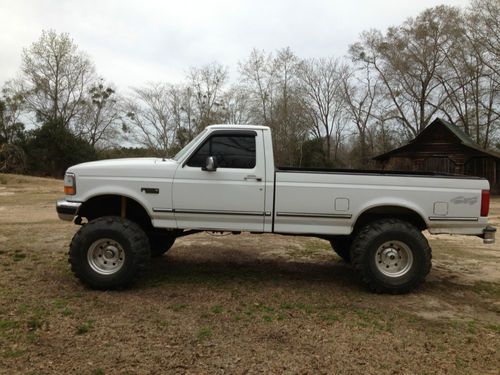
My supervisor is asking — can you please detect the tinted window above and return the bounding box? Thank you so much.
[187,134,256,169]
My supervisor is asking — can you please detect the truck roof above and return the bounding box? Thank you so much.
[206,124,270,131]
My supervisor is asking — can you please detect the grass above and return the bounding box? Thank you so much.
[27,317,43,332]
[0,319,20,333]
[169,303,188,312]
[487,324,500,333]
[0,175,499,374]
[211,305,223,314]
[12,252,27,262]
[1,348,25,358]
[197,326,213,340]
[76,320,94,335]
[61,307,73,316]
[471,281,500,298]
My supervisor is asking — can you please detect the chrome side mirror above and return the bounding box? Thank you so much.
[203,156,217,171]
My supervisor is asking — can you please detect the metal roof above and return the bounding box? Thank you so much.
[373,118,500,160]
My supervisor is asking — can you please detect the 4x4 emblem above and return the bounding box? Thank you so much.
[450,196,477,205]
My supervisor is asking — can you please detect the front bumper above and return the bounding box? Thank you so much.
[481,225,496,244]
[56,200,81,221]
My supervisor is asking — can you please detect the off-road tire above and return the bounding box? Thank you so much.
[351,218,431,294]
[329,236,353,262]
[69,216,150,289]
[148,232,176,257]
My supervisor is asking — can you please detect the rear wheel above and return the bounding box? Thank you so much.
[351,218,431,294]
[329,236,352,262]
[69,216,150,289]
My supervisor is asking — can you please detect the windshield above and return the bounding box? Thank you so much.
[172,129,208,161]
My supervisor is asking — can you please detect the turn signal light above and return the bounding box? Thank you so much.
[64,173,76,195]
[481,190,490,217]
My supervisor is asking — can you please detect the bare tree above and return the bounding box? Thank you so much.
[126,82,175,154]
[468,0,500,82]
[438,23,500,147]
[75,80,124,149]
[19,30,96,127]
[298,57,345,163]
[340,63,382,165]
[350,6,463,136]
[239,48,310,165]
[0,86,25,144]
[239,49,276,126]
[221,85,252,125]
[188,62,228,131]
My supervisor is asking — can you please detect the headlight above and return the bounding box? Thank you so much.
[64,172,76,195]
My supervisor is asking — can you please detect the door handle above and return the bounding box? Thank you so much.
[244,175,262,181]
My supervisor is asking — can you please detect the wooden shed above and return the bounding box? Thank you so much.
[373,118,500,194]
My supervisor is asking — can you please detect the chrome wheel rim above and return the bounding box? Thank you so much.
[375,240,413,278]
[87,238,125,275]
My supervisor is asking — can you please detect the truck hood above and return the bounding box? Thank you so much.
[67,157,179,178]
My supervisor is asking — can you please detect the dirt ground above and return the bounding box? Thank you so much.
[0,173,499,375]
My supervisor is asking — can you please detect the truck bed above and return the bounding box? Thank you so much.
[273,167,489,236]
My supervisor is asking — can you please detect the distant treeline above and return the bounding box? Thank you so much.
[1,0,499,177]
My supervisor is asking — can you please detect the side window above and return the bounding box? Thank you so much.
[186,138,210,167]
[187,134,256,169]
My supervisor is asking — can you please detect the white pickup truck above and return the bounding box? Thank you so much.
[57,124,496,293]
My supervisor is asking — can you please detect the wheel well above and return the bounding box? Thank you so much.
[353,206,427,233]
[78,195,152,229]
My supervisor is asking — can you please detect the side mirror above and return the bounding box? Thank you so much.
[203,156,217,171]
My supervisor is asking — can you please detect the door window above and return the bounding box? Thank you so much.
[187,134,256,169]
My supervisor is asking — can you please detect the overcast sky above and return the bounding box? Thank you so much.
[0,0,470,91]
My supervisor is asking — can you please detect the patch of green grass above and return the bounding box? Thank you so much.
[466,320,477,334]
[455,357,467,369]
[295,303,313,314]
[320,313,340,323]
[61,307,73,317]
[211,305,223,314]
[486,324,500,333]
[92,368,105,375]
[261,305,274,313]
[351,307,388,331]
[472,281,500,298]
[0,319,20,331]
[169,304,188,312]
[12,252,26,262]
[52,298,68,309]
[27,317,42,332]
[262,315,273,322]
[27,329,38,342]
[155,319,169,328]
[233,314,242,321]
[76,320,94,335]
[197,326,213,340]
[304,240,330,253]
[1,348,25,358]
[280,302,293,310]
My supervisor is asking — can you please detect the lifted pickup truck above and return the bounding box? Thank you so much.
[57,124,496,293]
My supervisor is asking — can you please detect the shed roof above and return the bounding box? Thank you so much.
[373,118,500,161]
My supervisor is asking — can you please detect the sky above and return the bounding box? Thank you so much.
[0,0,471,92]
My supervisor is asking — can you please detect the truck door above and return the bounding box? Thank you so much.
[172,130,267,231]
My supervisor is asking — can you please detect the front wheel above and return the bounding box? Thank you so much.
[68,216,150,289]
[351,218,431,294]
